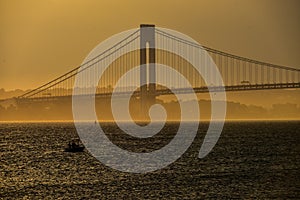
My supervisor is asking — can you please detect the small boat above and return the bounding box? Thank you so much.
[64,139,85,152]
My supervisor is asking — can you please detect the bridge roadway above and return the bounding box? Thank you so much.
[13,82,300,103]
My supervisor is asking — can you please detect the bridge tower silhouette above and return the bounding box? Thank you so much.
[140,24,156,117]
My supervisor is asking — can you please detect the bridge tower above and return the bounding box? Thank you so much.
[140,24,156,120]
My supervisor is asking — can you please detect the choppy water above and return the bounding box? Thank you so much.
[0,121,299,199]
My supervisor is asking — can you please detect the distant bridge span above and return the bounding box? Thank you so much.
[5,24,300,104]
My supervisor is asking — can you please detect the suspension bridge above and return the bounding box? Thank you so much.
[7,24,300,108]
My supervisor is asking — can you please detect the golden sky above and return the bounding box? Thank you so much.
[0,0,300,90]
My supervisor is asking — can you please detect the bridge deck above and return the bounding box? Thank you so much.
[14,82,300,102]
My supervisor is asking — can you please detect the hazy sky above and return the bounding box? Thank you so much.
[1,0,299,90]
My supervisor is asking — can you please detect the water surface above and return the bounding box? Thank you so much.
[0,121,299,199]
